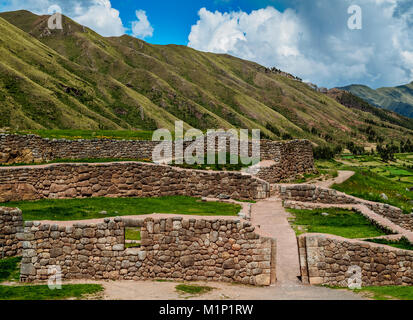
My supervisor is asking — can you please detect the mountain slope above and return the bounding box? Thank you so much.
[1,10,413,147]
[341,83,413,118]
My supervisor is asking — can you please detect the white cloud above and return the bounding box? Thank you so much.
[188,1,413,88]
[0,0,153,39]
[131,10,154,39]
[72,0,125,36]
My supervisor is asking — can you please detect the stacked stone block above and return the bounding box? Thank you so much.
[277,184,413,231]
[0,162,270,203]
[20,217,276,286]
[298,234,413,287]
[0,134,315,183]
[0,207,23,257]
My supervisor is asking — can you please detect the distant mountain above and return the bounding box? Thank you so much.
[340,83,413,118]
[1,10,413,147]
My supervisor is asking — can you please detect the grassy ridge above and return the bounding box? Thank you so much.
[332,169,413,214]
[1,10,413,148]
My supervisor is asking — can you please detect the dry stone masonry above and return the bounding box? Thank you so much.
[20,216,276,286]
[0,134,315,183]
[298,234,413,286]
[277,184,413,231]
[0,162,269,203]
[0,207,23,257]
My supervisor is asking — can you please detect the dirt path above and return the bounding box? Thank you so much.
[313,170,355,188]
[247,197,366,300]
[62,279,365,300]
[251,198,301,285]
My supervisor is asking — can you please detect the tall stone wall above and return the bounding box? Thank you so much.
[0,162,270,203]
[20,216,276,286]
[298,234,413,286]
[276,184,413,231]
[0,207,23,257]
[0,134,315,183]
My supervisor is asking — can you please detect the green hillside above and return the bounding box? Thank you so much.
[341,83,413,119]
[1,10,413,147]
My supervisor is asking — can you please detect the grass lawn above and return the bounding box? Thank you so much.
[175,284,213,295]
[171,153,256,172]
[0,284,104,300]
[353,286,413,300]
[332,169,413,214]
[365,237,413,251]
[12,129,155,141]
[125,227,141,248]
[0,257,21,282]
[0,196,241,221]
[0,256,103,300]
[287,208,388,238]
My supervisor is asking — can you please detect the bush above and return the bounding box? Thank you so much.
[313,145,343,160]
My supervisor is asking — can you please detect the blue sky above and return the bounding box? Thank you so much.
[1,0,413,89]
[113,0,287,45]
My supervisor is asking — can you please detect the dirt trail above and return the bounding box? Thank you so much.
[313,170,355,188]
[60,279,365,300]
[251,198,301,285]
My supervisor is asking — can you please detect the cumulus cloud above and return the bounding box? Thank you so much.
[131,10,154,39]
[188,0,413,88]
[0,0,153,38]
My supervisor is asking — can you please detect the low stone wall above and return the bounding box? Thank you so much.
[20,216,276,286]
[0,162,270,203]
[276,184,413,231]
[0,207,23,257]
[0,134,314,183]
[298,234,413,286]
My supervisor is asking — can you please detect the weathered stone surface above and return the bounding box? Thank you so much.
[0,207,23,257]
[0,134,314,184]
[299,234,413,287]
[19,217,275,286]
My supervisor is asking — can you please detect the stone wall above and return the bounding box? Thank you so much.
[298,234,413,286]
[0,162,270,203]
[0,134,314,183]
[276,184,413,231]
[20,216,276,286]
[0,207,23,257]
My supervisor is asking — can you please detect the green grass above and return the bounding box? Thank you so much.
[171,153,257,172]
[365,237,413,251]
[175,284,213,295]
[287,208,388,238]
[0,284,104,300]
[353,286,413,300]
[14,129,155,141]
[125,228,141,241]
[1,196,241,221]
[0,257,21,282]
[0,256,103,300]
[125,227,141,248]
[332,169,413,214]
